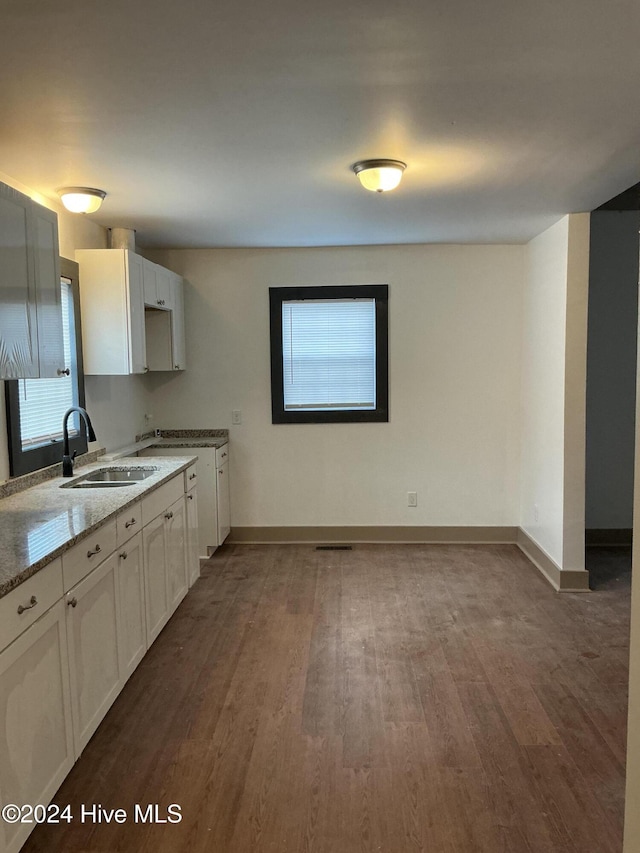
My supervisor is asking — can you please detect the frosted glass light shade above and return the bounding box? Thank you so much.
[58,187,106,214]
[352,160,406,193]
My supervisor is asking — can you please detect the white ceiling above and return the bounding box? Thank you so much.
[2,0,640,248]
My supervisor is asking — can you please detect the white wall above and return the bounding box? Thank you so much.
[520,214,589,570]
[147,244,524,529]
[0,171,151,481]
[586,211,639,530]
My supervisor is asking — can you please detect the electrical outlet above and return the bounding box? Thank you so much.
[407,491,418,507]
[232,410,242,425]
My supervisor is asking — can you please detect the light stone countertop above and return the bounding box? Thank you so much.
[103,434,228,461]
[0,456,197,599]
[148,437,228,448]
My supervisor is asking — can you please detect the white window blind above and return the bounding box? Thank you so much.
[18,280,78,449]
[282,298,376,411]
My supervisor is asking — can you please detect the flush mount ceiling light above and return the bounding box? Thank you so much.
[351,159,407,193]
[57,187,106,214]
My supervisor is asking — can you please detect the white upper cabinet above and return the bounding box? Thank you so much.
[0,181,64,379]
[143,259,174,310]
[31,203,64,378]
[78,250,186,375]
[170,272,186,370]
[76,249,147,375]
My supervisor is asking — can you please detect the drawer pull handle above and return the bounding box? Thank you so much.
[120,551,128,560]
[87,545,102,558]
[67,597,78,608]
[187,494,193,501]
[17,596,38,615]
[125,518,137,528]
[165,511,174,520]
[221,452,227,458]
[189,473,196,480]
[57,367,70,376]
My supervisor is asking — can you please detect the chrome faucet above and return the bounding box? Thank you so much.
[62,407,96,477]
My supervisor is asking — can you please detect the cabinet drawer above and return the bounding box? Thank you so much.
[0,558,64,653]
[216,444,228,468]
[141,475,183,525]
[184,463,198,492]
[62,518,117,591]
[117,501,142,544]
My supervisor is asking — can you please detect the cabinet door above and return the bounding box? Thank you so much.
[170,273,186,370]
[116,532,146,682]
[0,600,74,853]
[0,183,38,379]
[166,496,187,612]
[77,249,134,375]
[143,513,170,644]
[217,459,231,544]
[126,251,147,375]
[142,258,157,307]
[155,266,173,310]
[65,553,122,755]
[186,488,200,587]
[31,203,63,378]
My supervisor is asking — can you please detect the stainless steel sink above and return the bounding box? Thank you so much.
[61,466,159,489]
[84,468,158,482]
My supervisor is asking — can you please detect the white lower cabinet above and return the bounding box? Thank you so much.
[142,512,170,645]
[166,497,188,612]
[143,494,188,642]
[65,553,122,756]
[141,445,230,556]
[0,467,198,852]
[116,532,146,683]
[217,459,230,545]
[185,486,200,587]
[0,600,74,853]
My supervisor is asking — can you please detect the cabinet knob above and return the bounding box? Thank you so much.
[165,511,174,519]
[87,544,101,558]
[125,518,137,528]
[174,364,180,369]
[219,469,223,475]
[189,473,196,480]
[144,366,149,373]
[17,595,38,615]
[187,494,193,501]
[67,597,78,608]
[57,367,70,376]
[120,551,128,560]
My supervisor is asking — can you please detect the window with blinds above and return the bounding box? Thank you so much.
[282,299,376,411]
[18,280,79,448]
[269,284,388,424]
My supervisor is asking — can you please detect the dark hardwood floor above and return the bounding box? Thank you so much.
[23,543,630,852]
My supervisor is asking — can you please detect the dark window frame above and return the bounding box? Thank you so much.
[269,283,389,424]
[4,257,88,477]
